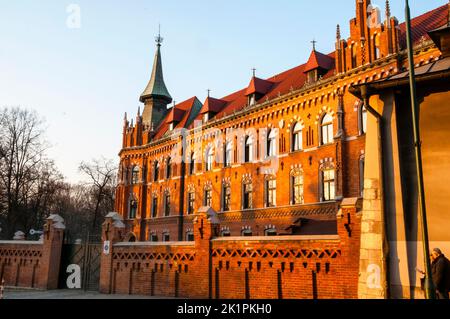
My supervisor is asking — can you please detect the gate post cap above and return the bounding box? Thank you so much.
[47,214,65,224]
[13,231,26,240]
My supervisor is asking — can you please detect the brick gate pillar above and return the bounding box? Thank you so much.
[191,207,220,299]
[38,214,65,290]
[99,212,125,294]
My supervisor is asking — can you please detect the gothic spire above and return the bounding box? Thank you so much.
[386,0,391,25]
[336,24,341,41]
[139,28,173,104]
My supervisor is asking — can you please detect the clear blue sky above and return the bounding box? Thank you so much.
[0,0,447,182]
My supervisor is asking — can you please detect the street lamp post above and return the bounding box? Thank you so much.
[405,0,436,300]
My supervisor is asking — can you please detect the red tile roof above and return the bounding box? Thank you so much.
[200,97,228,114]
[244,77,274,96]
[304,50,335,73]
[398,4,449,49]
[153,96,200,139]
[151,4,448,137]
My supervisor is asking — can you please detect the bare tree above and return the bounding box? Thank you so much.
[79,158,117,234]
[0,107,53,238]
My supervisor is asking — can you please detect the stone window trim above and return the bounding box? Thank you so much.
[291,121,304,153]
[318,113,334,146]
[319,161,336,202]
[264,175,277,208]
[289,168,305,205]
[221,181,232,212]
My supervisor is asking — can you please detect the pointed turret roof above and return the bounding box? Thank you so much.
[140,34,173,103]
[245,77,274,96]
[304,50,335,73]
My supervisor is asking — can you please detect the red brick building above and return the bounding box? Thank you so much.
[115,1,449,247]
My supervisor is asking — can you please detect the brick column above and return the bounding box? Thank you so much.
[38,214,65,290]
[191,207,220,299]
[99,212,125,294]
[337,198,362,299]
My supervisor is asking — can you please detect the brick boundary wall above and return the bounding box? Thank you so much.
[100,199,361,299]
[0,215,65,290]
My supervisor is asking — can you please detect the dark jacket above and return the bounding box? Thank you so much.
[431,254,450,291]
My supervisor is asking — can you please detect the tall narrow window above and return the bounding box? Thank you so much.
[267,129,277,157]
[204,187,212,207]
[266,178,277,207]
[152,196,158,218]
[189,152,196,175]
[187,192,195,215]
[292,122,303,152]
[131,166,140,185]
[164,192,171,217]
[244,136,254,163]
[322,169,335,202]
[129,199,137,219]
[320,114,334,145]
[224,141,232,167]
[165,157,172,179]
[222,183,231,212]
[153,161,160,182]
[292,173,304,205]
[243,181,253,210]
[206,147,214,172]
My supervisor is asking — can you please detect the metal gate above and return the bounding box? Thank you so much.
[59,235,102,291]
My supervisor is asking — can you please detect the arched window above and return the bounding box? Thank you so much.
[267,129,277,157]
[153,161,160,182]
[189,152,196,175]
[321,168,335,202]
[292,122,303,152]
[291,171,304,205]
[221,229,231,237]
[242,179,253,210]
[264,226,277,236]
[222,182,231,212]
[320,114,334,145]
[162,232,170,242]
[187,191,195,215]
[224,141,232,167]
[186,231,194,242]
[151,195,158,218]
[244,135,254,163]
[164,192,171,217]
[241,228,253,237]
[149,232,158,242]
[205,147,214,172]
[204,185,212,207]
[131,166,140,185]
[265,176,277,208]
[165,157,172,179]
[129,198,138,219]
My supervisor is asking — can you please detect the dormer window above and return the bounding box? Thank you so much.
[203,113,209,123]
[307,70,318,83]
[169,122,174,131]
[248,94,257,106]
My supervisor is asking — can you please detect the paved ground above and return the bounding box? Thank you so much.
[2,288,173,299]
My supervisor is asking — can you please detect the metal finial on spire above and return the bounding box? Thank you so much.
[207,89,211,97]
[336,25,341,40]
[155,24,163,46]
[137,106,141,116]
[386,0,391,19]
[124,112,128,121]
[252,68,256,77]
[311,39,317,51]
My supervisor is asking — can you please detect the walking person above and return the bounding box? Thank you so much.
[431,248,450,299]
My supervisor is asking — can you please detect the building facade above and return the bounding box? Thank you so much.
[114,1,450,298]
